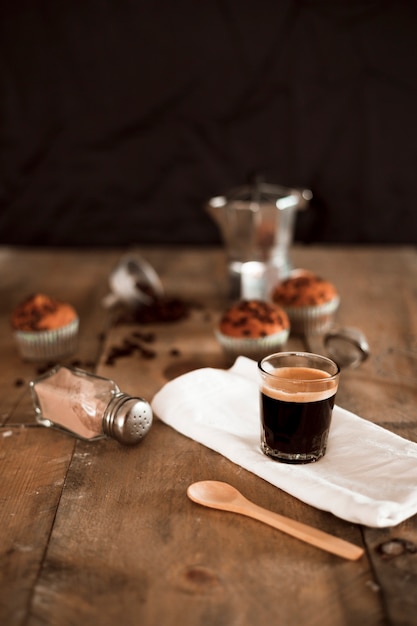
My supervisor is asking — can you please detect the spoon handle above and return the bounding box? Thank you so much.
[236,498,364,560]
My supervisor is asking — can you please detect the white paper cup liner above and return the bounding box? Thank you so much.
[215,327,290,360]
[14,318,79,361]
[285,297,340,336]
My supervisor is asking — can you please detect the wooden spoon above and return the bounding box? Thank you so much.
[187,480,364,561]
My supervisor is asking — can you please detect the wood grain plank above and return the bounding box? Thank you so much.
[0,247,120,626]
[2,246,416,626]
[27,427,383,626]
[0,428,75,626]
[291,246,417,626]
[26,246,390,626]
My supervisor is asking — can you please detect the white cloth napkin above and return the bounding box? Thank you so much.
[151,357,417,528]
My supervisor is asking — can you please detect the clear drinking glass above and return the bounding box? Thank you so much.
[258,352,340,463]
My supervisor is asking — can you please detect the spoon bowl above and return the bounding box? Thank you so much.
[188,480,240,506]
[187,480,364,561]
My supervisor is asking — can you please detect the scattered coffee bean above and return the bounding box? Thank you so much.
[114,296,190,325]
[104,334,157,365]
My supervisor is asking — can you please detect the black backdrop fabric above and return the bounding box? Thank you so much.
[0,1,416,247]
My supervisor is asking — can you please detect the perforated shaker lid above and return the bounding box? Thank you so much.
[102,393,153,445]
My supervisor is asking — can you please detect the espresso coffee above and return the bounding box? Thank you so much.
[260,366,338,463]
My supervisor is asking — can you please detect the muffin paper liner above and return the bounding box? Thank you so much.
[14,318,79,361]
[284,297,340,336]
[215,328,290,360]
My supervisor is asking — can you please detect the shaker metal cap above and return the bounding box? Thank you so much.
[103,393,153,445]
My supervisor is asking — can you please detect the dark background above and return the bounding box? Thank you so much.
[0,1,416,248]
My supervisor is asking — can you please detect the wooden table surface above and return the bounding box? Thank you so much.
[1,245,417,626]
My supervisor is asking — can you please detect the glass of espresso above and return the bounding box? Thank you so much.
[258,352,340,463]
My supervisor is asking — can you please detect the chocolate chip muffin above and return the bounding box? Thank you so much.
[11,293,79,361]
[271,271,340,335]
[216,299,290,361]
